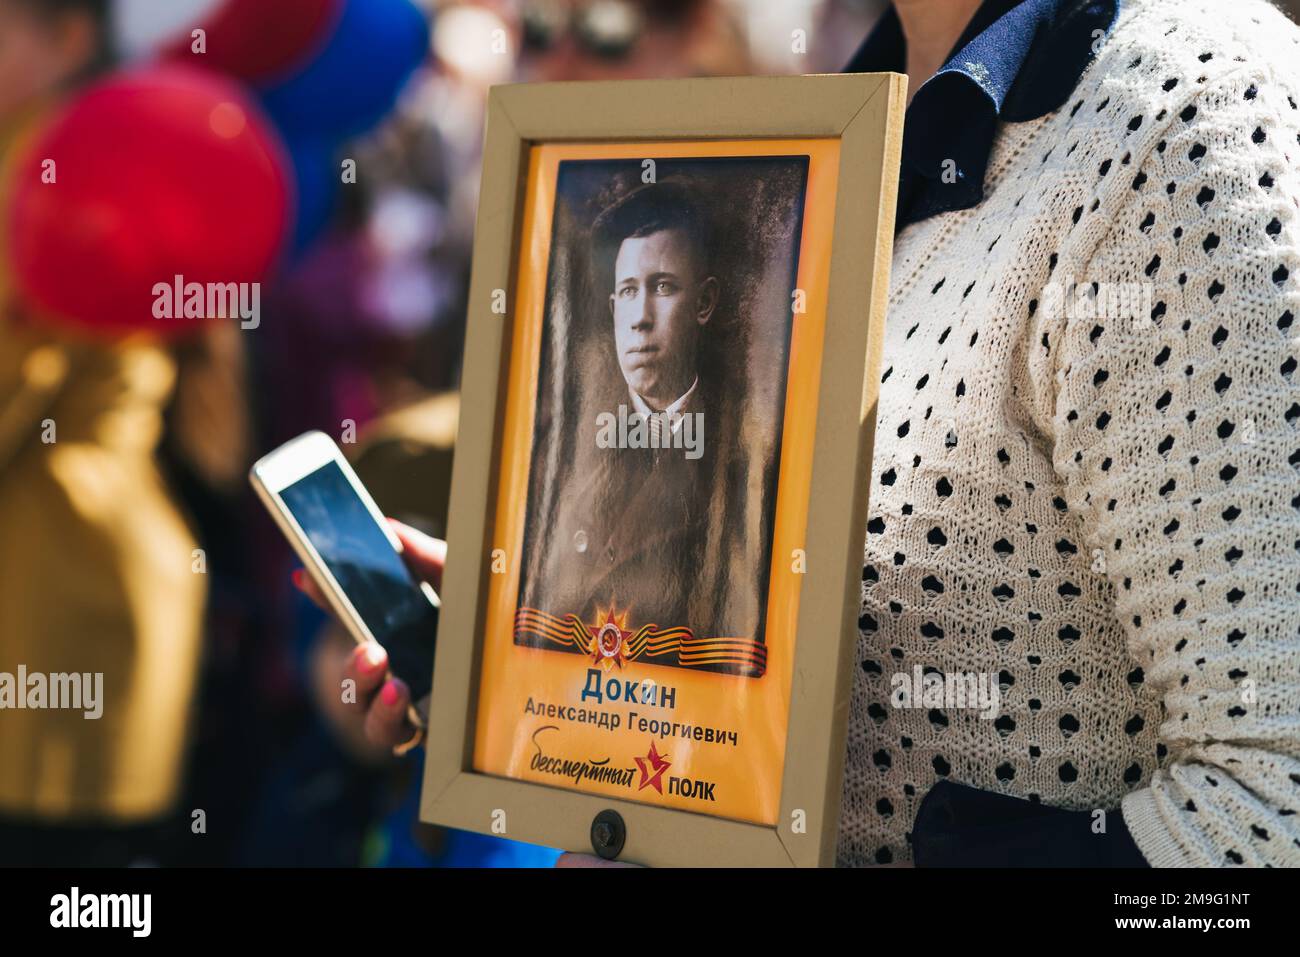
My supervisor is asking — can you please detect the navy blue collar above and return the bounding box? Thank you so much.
[845,0,1121,230]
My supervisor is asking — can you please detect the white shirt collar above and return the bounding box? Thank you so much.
[630,376,698,432]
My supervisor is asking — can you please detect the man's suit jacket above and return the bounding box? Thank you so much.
[518,378,776,677]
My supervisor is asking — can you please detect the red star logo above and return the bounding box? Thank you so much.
[634,741,671,793]
[587,604,632,670]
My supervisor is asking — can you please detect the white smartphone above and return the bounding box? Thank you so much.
[250,431,439,718]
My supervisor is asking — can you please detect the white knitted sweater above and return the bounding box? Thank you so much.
[837,0,1300,867]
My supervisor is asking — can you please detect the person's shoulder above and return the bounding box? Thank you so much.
[1041,0,1300,199]
[1095,0,1300,95]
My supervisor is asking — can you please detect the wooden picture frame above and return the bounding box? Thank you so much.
[420,73,905,867]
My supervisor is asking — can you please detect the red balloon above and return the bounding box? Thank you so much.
[164,0,345,85]
[6,66,291,337]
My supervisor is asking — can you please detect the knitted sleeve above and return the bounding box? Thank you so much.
[1049,65,1300,866]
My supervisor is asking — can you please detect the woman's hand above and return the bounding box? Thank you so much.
[294,518,445,752]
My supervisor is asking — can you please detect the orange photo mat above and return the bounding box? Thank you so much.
[473,138,839,826]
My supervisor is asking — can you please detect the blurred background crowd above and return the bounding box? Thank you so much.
[3,0,1299,869]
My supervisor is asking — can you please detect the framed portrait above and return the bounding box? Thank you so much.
[421,73,905,867]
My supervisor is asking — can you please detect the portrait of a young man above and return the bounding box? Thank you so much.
[514,160,810,677]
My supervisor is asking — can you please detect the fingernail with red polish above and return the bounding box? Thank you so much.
[291,568,304,590]
[381,681,399,707]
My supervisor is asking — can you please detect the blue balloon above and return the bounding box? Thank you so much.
[260,0,428,141]
[286,139,338,254]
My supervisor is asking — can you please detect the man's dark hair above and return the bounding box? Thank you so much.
[590,180,714,291]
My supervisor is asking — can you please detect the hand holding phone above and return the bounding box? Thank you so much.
[292,521,444,754]
[250,432,440,734]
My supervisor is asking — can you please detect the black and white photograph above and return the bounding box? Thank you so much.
[514,157,810,677]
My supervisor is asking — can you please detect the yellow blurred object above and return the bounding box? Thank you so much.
[0,101,205,822]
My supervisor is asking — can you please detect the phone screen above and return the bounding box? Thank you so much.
[279,460,436,699]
